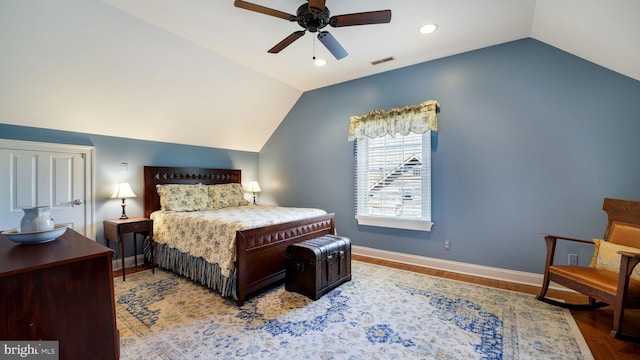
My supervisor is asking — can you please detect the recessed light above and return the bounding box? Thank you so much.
[419,23,438,35]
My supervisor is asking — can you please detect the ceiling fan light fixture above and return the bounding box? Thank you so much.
[234,1,391,60]
[419,23,438,34]
[314,57,327,66]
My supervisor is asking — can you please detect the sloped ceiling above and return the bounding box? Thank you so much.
[0,0,637,152]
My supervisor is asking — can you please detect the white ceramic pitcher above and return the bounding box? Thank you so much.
[20,206,55,232]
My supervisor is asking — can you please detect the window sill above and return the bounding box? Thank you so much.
[355,216,433,232]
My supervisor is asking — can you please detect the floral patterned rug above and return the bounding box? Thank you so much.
[114,261,593,360]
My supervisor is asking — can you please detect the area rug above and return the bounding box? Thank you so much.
[114,261,593,360]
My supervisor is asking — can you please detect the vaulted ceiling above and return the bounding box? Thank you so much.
[1,0,638,152]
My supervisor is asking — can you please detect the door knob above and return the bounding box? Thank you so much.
[68,199,83,207]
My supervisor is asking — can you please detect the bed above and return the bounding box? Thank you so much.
[143,166,335,306]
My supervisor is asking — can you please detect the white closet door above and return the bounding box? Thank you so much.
[0,140,94,238]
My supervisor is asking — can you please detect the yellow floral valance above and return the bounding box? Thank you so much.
[348,100,440,141]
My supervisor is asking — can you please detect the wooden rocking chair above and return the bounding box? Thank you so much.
[537,197,640,338]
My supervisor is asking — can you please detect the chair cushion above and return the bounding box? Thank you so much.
[608,221,640,247]
[589,239,640,281]
[550,265,640,296]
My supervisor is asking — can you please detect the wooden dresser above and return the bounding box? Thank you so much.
[0,228,119,360]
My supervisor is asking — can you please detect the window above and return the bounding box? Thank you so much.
[355,131,432,231]
[349,99,439,231]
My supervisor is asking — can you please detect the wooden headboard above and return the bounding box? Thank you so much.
[143,166,242,218]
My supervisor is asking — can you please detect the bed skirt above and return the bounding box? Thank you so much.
[144,241,237,300]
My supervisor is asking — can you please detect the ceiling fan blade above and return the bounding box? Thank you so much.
[268,31,306,54]
[330,10,392,27]
[234,0,296,21]
[317,31,348,60]
[308,0,326,15]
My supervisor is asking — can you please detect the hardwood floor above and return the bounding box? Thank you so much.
[112,265,150,279]
[113,256,640,359]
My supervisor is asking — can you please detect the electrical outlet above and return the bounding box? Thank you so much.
[568,254,578,266]
[121,162,128,172]
[444,240,451,250]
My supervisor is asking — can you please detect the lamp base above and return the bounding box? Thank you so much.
[120,199,129,219]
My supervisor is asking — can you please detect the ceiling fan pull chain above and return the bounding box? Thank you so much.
[313,35,316,60]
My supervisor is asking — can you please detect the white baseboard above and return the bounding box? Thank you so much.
[112,254,146,271]
[352,245,573,293]
[112,246,571,292]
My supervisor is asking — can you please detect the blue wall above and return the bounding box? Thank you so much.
[259,38,640,274]
[0,124,258,259]
[2,38,639,275]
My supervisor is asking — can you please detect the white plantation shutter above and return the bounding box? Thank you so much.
[355,132,432,231]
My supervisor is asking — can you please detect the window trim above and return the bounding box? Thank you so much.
[355,215,434,231]
[354,131,433,232]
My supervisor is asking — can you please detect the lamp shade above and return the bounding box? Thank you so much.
[246,181,262,193]
[111,182,137,199]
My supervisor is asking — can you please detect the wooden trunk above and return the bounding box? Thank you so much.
[285,235,352,300]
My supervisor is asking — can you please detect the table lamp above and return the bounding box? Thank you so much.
[111,182,136,219]
[246,181,262,205]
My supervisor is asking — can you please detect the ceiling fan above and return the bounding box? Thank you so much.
[233,0,392,60]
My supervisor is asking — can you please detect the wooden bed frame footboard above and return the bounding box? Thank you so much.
[236,213,335,306]
[143,166,335,306]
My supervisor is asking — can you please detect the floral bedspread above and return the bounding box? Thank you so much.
[150,206,327,277]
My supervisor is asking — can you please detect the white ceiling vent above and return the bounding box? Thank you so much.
[371,57,396,66]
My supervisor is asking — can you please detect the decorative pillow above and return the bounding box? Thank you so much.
[589,239,640,281]
[156,184,209,211]
[207,183,249,209]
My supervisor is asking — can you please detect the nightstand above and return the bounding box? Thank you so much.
[103,217,154,281]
